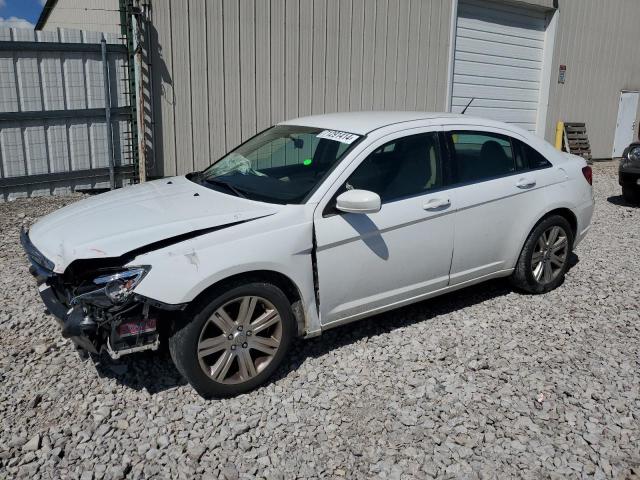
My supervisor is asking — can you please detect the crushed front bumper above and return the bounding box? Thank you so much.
[21,227,183,358]
[39,286,100,353]
[23,230,102,354]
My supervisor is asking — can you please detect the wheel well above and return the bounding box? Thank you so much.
[542,208,578,239]
[188,270,306,336]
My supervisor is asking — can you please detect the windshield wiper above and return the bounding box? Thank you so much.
[204,178,247,198]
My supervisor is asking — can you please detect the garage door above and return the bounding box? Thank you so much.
[451,0,548,133]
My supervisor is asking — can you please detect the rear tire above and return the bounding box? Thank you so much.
[622,186,639,204]
[510,215,574,294]
[169,282,295,398]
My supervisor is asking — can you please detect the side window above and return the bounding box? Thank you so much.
[345,132,442,203]
[448,131,516,183]
[522,142,552,169]
[513,140,527,171]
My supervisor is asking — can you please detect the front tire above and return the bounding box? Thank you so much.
[169,282,295,398]
[510,215,574,294]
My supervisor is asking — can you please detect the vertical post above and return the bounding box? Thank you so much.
[132,14,146,182]
[101,38,116,189]
[555,121,564,150]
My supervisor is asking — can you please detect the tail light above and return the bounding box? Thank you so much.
[582,166,592,185]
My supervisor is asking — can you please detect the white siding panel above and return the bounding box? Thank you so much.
[46,121,70,173]
[68,122,91,171]
[148,0,454,176]
[299,0,313,116]
[455,59,542,82]
[0,55,18,111]
[190,0,210,169]
[453,83,540,103]
[270,0,285,124]
[457,27,545,48]
[452,97,538,110]
[40,52,65,111]
[206,0,226,160]
[452,0,547,133]
[310,0,327,114]
[239,0,257,141]
[458,17,545,40]
[453,74,540,90]
[455,37,543,62]
[90,122,108,168]
[1,128,26,177]
[255,1,272,128]
[24,124,48,175]
[16,55,43,112]
[456,51,542,70]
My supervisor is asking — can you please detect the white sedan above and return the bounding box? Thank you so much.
[22,112,594,397]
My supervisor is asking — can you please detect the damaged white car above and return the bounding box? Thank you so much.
[22,112,594,398]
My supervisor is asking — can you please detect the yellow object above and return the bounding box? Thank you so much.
[555,121,564,150]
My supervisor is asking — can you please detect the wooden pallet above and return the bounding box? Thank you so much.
[563,122,592,162]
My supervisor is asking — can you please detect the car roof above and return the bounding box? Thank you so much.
[278,111,513,135]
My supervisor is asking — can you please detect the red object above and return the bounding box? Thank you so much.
[582,166,592,185]
[117,317,157,337]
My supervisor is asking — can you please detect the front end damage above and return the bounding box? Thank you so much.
[21,228,185,359]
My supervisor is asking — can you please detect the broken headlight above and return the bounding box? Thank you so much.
[72,266,150,307]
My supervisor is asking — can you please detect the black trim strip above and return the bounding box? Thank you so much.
[0,106,129,122]
[133,294,188,311]
[121,219,255,262]
[0,40,127,54]
[1,166,134,189]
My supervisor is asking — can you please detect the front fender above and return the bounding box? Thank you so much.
[128,206,321,336]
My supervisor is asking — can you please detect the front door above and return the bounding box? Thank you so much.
[313,129,455,327]
[613,91,640,158]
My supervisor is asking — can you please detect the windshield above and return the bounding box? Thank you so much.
[191,125,362,204]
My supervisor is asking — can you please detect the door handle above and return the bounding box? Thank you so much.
[423,198,451,211]
[516,178,536,189]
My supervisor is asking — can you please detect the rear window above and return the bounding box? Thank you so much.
[448,131,516,183]
[522,143,552,169]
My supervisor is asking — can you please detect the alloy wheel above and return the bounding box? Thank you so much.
[531,225,569,284]
[197,296,282,384]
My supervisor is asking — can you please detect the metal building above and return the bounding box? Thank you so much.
[36,0,122,35]
[31,0,640,179]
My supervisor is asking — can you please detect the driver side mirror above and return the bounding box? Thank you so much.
[336,189,381,214]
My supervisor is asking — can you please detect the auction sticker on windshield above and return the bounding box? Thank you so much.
[316,130,360,144]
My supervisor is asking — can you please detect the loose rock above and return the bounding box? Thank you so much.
[0,164,638,478]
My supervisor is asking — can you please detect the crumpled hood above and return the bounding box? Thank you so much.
[29,176,280,273]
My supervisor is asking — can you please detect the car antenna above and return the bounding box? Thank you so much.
[461,97,475,114]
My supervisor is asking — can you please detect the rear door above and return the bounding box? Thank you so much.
[444,127,549,285]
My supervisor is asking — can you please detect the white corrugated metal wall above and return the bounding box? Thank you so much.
[146,0,640,175]
[39,0,121,34]
[148,0,454,177]
[0,27,133,200]
[545,0,640,158]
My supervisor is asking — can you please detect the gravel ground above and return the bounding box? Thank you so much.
[1,162,639,480]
